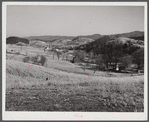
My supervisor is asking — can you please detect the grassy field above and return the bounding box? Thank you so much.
[6,45,144,112]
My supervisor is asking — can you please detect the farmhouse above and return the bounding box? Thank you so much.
[108,63,125,72]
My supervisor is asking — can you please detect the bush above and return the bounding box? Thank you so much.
[22,55,47,66]
[31,56,38,63]
[31,55,47,66]
[15,52,20,55]
[73,50,85,62]
[38,55,47,66]
[22,56,30,63]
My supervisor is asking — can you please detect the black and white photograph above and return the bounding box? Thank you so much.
[2,2,148,120]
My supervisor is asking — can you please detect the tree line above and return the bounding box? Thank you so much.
[74,36,144,72]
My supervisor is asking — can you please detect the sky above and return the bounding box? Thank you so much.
[6,5,144,37]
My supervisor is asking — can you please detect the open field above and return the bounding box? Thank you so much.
[6,45,144,112]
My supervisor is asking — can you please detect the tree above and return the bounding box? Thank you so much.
[101,41,124,69]
[120,55,133,70]
[111,41,124,64]
[73,50,86,71]
[132,48,144,70]
[73,50,85,62]
[122,42,140,55]
[93,54,105,73]
[85,36,111,55]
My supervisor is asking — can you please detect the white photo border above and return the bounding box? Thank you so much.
[2,2,148,121]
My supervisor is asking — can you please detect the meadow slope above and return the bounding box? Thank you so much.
[6,59,144,112]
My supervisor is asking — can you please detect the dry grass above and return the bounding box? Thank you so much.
[6,59,144,112]
[5,45,144,112]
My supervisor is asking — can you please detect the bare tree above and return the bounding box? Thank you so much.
[44,45,68,60]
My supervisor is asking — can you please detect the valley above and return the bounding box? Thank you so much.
[5,31,144,112]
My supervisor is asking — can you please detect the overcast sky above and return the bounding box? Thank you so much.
[6,5,144,37]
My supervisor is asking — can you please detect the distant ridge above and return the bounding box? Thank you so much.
[109,31,144,41]
[26,35,75,42]
[25,34,103,42]
[6,36,29,45]
[77,34,102,40]
[7,31,144,46]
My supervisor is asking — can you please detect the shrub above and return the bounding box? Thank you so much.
[22,56,30,63]
[30,55,47,66]
[15,52,20,55]
[38,55,47,66]
[22,55,47,66]
[31,56,38,63]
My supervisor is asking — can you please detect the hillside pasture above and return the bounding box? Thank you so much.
[5,45,144,112]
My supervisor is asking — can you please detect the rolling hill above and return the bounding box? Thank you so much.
[6,37,29,45]
[24,34,102,48]
[50,39,72,45]
[30,40,49,48]
[109,31,144,41]
[7,31,144,49]
[6,49,144,112]
[26,34,102,42]
[77,34,102,40]
[110,37,143,44]
[70,37,95,45]
[26,35,75,42]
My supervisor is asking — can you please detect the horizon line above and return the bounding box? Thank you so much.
[6,30,144,38]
